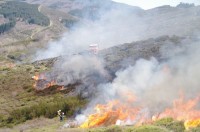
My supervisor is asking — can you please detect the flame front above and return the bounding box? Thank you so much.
[80,93,200,129]
[155,94,200,129]
[32,75,39,81]
[80,100,141,128]
[32,74,46,81]
[32,73,64,90]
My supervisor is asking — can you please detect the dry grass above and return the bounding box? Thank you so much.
[0,5,73,62]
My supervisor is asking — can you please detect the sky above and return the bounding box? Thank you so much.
[112,0,200,9]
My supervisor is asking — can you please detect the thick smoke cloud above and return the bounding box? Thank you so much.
[34,2,200,60]
[32,0,200,125]
[46,55,111,98]
[34,7,145,60]
[78,39,200,122]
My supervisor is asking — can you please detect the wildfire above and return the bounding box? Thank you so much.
[80,93,200,130]
[155,94,200,129]
[80,93,145,128]
[32,73,64,91]
[32,73,46,81]
[46,80,56,88]
[32,75,39,81]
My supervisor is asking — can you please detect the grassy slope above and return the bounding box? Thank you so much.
[0,2,82,128]
[0,63,86,128]
[2,118,199,132]
[0,1,76,63]
[0,63,47,116]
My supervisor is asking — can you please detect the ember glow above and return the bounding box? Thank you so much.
[80,100,142,128]
[80,92,148,128]
[32,73,46,81]
[156,94,200,129]
[32,73,63,91]
[156,94,200,120]
[80,93,200,129]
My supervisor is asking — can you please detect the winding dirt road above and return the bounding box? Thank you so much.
[30,5,53,40]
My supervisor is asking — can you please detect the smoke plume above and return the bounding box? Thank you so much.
[77,39,200,123]
[32,1,200,125]
[34,2,200,60]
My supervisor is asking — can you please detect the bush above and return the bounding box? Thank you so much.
[88,126,122,132]
[153,118,185,132]
[2,96,86,126]
[125,125,168,132]
[0,21,16,34]
[153,117,174,126]
[188,126,200,132]
[61,19,79,29]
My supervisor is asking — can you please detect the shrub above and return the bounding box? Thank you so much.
[61,19,79,29]
[125,125,168,132]
[186,126,200,132]
[153,118,185,132]
[2,96,86,126]
[88,126,122,132]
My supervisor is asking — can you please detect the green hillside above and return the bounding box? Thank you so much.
[0,1,50,26]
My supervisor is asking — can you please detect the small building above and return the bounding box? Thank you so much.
[89,44,99,55]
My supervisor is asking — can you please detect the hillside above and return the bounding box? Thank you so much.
[1,0,200,132]
[17,0,142,13]
[0,1,199,64]
[0,35,199,131]
[0,1,78,65]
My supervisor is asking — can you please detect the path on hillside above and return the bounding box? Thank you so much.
[30,5,53,40]
[0,5,54,49]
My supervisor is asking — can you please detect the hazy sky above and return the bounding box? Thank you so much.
[112,0,200,9]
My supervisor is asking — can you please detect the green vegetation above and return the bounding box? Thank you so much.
[0,1,50,26]
[127,125,168,132]
[0,21,16,34]
[1,96,86,127]
[69,7,100,20]
[61,19,79,29]
[188,126,200,132]
[88,125,122,132]
[0,64,86,127]
[153,118,185,132]
[86,118,186,132]
[88,125,168,132]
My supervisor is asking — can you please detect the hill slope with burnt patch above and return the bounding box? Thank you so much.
[0,35,199,131]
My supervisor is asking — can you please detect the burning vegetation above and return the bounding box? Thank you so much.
[79,92,200,130]
[32,73,77,95]
[29,35,200,131]
[31,50,200,131]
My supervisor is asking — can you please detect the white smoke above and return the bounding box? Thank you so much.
[76,40,200,124]
[31,1,200,125]
[34,2,199,60]
[49,55,109,87]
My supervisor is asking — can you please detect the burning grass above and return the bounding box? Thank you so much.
[0,63,87,128]
[79,93,200,131]
[0,64,198,131]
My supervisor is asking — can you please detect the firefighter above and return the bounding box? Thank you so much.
[57,110,63,121]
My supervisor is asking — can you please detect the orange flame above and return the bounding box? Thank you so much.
[80,93,200,129]
[80,92,146,128]
[32,73,65,91]
[185,119,200,130]
[32,73,46,81]
[46,80,56,88]
[32,75,39,81]
[155,94,200,129]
